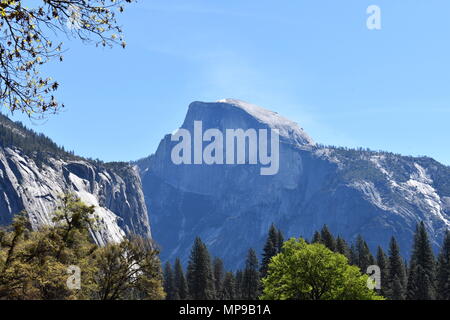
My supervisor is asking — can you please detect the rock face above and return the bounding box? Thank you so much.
[0,116,151,245]
[138,99,450,269]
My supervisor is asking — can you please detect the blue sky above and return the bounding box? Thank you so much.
[8,0,450,164]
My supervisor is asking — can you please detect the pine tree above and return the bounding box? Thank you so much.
[213,257,225,295]
[355,235,374,272]
[221,272,236,300]
[321,225,336,252]
[163,262,176,300]
[235,270,244,300]
[260,224,280,279]
[276,229,284,252]
[370,254,375,266]
[407,222,436,300]
[186,237,215,300]
[174,258,188,300]
[336,236,351,260]
[391,278,405,300]
[312,231,322,244]
[436,231,450,299]
[386,237,406,300]
[349,243,358,265]
[376,246,388,296]
[242,248,260,300]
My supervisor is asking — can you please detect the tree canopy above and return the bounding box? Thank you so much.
[186,237,215,300]
[260,238,383,300]
[0,193,164,300]
[407,222,436,300]
[0,0,133,116]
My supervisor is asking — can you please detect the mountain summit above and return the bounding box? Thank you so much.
[138,100,450,269]
[186,99,315,147]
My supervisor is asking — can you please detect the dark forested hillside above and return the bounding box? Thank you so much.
[0,114,78,164]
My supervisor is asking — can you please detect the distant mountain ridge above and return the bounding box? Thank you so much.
[0,114,151,245]
[2,100,449,269]
[137,99,450,269]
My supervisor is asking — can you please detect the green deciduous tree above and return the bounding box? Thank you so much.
[0,194,165,300]
[260,238,383,300]
[94,236,165,300]
[0,195,96,299]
